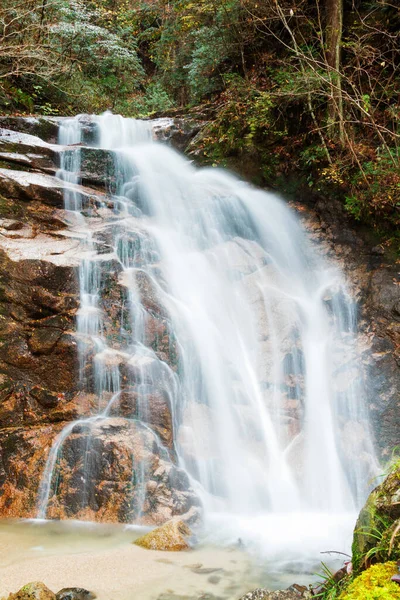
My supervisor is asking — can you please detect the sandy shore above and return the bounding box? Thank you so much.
[0,522,261,600]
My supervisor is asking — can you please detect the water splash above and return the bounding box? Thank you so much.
[37,112,377,558]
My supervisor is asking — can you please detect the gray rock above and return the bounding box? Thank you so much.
[56,589,96,600]
[238,588,308,600]
[0,116,61,142]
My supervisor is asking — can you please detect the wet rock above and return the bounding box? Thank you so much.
[115,386,174,448]
[0,117,60,142]
[152,117,205,152]
[41,418,201,524]
[30,386,63,409]
[0,128,59,174]
[291,197,400,458]
[0,168,103,209]
[79,147,116,190]
[135,270,168,318]
[238,590,307,600]
[0,424,66,517]
[0,118,189,524]
[56,588,96,600]
[0,253,80,411]
[7,582,55,600]
[134,518,192,551]
[28,327,64,355]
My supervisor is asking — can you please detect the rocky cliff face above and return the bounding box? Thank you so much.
[0,116,201,523]
[294,196,400,458]
[0,115,398,525]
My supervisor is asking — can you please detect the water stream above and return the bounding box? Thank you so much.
[36,112,377,564]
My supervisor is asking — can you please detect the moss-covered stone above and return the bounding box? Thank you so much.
[352,465,400,571]
[8,582,56,600]
[134,518,192,551]
[339,562,400,599]
[0,117,60,142]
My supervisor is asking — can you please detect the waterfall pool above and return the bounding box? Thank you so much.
[0,516,352,600]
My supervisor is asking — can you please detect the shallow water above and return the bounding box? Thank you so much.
[0,519,346,600]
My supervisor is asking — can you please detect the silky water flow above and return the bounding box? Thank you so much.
[37,112,377,561]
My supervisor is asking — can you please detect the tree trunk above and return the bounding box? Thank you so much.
[325,0,344,143]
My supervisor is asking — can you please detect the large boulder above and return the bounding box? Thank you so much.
[42,417,201,525]
[352,464,400,571]
[0,128,59,174]
[134,518,192,551]
[55,589,95,600]
[7,582,55,600]
[0,168,106,209]
[0,116,61,142]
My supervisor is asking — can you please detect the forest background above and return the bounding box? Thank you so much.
[1,0,399,247]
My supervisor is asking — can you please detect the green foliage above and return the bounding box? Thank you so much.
[299,145,328,168]
[344,196,363,221]
[1,0,399,248]
[354,513,394,568]
[314,562,350,600]
[352,458,400,573]
[187,25,230,99]
[50,0,145,111]
[127,83,174,117]
[344,148,400,232]
[194,75,280,172]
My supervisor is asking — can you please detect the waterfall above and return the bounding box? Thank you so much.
[37,112,377,557]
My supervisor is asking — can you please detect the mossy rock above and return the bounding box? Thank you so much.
[339,562,400,599]
[0,117,59,143]
[133,519,192,551]
[352,466,400,571]
[8,582,56,600]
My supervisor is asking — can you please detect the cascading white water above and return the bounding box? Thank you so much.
[57,118,83,211]
[38,112,377,559]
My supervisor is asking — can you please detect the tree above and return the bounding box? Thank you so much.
[325,0,344,142]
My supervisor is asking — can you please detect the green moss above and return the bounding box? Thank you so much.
[340,562,400,599]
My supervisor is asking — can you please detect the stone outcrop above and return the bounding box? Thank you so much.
[292,196,400,458]
[352,464,400,571]
[0,118,201,524]
[43,418,200,524]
